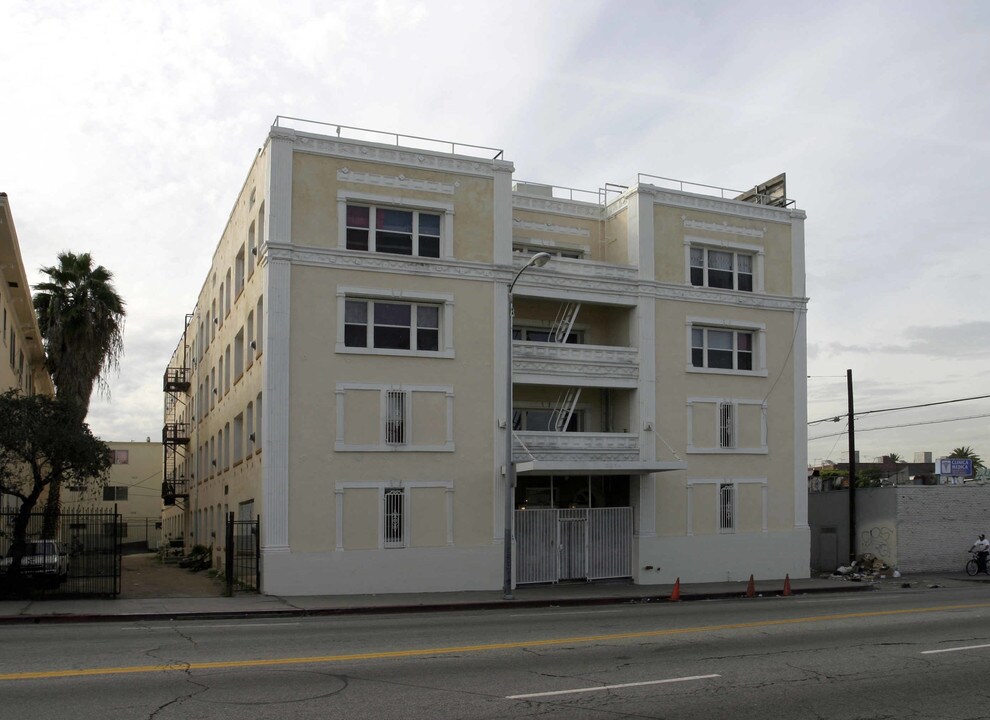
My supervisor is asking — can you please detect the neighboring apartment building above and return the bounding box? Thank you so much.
[162,118,809,595]
[0,193,52,399]
[0,193,55,514]
[63,441,164,551]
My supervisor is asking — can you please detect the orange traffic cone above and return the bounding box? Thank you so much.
[746,574,756,598]
[782,574,792,596]
[669,577,681,601]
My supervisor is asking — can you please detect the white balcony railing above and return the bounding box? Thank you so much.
[512,432,640,464]
[513,342,639,388]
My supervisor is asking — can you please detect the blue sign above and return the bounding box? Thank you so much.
[938,458,974,476]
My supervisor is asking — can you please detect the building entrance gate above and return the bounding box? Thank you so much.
[515,507,632,584]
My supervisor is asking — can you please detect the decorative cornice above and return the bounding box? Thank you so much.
[265,242,807,312]
[682,217,765,238]
[646,188,798,223]
[292,133,512,178]
[512,194,603,219]
[513,218,590,237]
[338,168,456,195]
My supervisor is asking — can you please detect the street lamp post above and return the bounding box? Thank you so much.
[504,252,551,600]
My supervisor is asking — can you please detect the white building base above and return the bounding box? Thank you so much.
[261,544,503,596]
[634,527,811,584]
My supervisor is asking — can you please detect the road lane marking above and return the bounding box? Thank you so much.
[509,610,624,618]
[507,674,720,699]
[5,601,990,682]
[922,643,990,655]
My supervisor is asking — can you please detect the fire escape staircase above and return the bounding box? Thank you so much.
[162,314,193,506]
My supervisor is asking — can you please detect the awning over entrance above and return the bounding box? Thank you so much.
[516,460,687,475]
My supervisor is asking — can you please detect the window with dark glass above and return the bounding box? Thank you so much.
[691,327,754,371]
[344,299,441,352]
[346,204,442,258]
[690,247,754,292]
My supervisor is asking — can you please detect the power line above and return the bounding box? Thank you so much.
[809,412,990,441]
[808,393,990,426]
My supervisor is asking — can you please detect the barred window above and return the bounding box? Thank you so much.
[385,390,406,445]
[719,403,735,448]
[719,483,735,532]
[383,488,405,548]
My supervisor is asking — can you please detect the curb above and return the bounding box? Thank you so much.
[0,583,873,626]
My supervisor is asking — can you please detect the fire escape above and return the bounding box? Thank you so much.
[162,314,193,506]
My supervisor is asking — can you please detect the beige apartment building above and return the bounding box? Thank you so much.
[0,193,52,400]
[162,118,809,595]
[63,441,164,551]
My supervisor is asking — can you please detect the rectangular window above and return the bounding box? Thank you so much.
[719,483,735,532]
[690,247,754,292]
[385,390,406,445]
[233,413,244,463]
[113,450,129,464]
[248,221,256,277]
[346,204,442,258]
[235,246,245,298]
[345,299,440,352]
[103,486,129,501]
[719,403,735,448]
[234,329,244,379]
[692,327,753,371]
[383,488,405,547]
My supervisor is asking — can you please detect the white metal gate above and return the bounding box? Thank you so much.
[515,507,632,584]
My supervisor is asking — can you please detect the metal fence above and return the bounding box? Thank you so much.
[225,513,260,593]
[515,507,632,584]
[0,506,122,597]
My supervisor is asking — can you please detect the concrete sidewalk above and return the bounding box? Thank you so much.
[0,574,866,625]
[2,571,985,625]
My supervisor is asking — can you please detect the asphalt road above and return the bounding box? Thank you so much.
[5,584,990,719]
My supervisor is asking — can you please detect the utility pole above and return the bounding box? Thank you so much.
[847,369,857,564]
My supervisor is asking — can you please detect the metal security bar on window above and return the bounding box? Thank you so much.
[719,483,735,531]
[719,403,735,448]
[383,489,405,547]
[385,391,405,444]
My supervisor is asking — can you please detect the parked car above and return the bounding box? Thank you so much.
[1,539,69,586]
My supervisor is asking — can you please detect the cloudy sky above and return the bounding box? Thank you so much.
[2,1,987,465]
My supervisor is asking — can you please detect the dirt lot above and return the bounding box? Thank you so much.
[120,553,224,598]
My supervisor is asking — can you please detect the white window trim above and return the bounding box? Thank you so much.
[685,316,767,377]
[686,477,768,535]
[686,397,768,454]
[334,479,454,550]
[337,190,454,258]
[335,382,455,452]
[336,286,455,358]
[684,235,765,293]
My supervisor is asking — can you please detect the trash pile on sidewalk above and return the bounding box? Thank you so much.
[828,553,900,582]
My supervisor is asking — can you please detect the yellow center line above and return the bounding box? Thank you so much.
[4,602,989,681]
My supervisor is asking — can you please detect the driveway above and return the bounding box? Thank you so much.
[120,553,223,598]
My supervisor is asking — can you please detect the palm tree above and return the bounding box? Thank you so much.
[32,252,125,532]
[887,452,903,463]
[950,446,985,471]
[33,252,126,414]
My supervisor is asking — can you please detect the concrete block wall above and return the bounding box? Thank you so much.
[895,486,990,573]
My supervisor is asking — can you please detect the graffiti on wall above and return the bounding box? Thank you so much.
[860,525,894,559]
